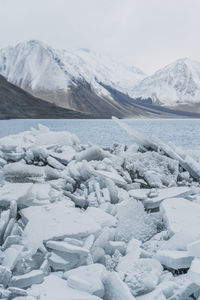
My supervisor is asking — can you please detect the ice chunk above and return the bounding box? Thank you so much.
[84,207,117,228]
[0,265,12,285]
[46,240,89,256]
[28,274,101,300]
[143,186,191,209]
[21,203,101,251]
[144,170,163,188]
[50,146,76,164]
[9,270,44,288]
[188,258,200,285]
[0,157,7,167]
[2,235,21,250]
[103,271,136,300]
[76,145,109,162]
[48,250,79,271]
[63,264,106,297]
[117,259,162,296]
[0,183,33,207]
[3,162,44,179]
[160,198,200,237]
[117,239,142,277]
[35,131,80,147]
[3,217,16,241]
[1,244,24,271]
[112,117,157,151]
[160,274,199,299]
[63,191,88,208]
[96,169,126,186]
[129,189,149,201]
[7,287,28,298]
[0,209,10,240]
[115,199,156,242]
[47,156,65,170]
[156,250,193,269]
[105,241,126,256]
[187,240,200,257]
[136,287,166,300]
[161,230,200,251]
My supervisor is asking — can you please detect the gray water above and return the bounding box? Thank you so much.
[0,119,200,150]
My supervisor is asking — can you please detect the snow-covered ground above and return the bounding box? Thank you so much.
[1,118,200,299]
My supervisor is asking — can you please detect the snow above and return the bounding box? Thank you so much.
[0,120,200,299]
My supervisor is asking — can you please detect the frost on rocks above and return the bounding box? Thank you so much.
[0,121,200,299]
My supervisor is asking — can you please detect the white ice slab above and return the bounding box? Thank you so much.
[28,274,101,300]
[103,271,136,300]
[188,258,200,285]
[63,264,106,297]
[188,240,200,257]
[156,250,193,269]
[84,207,117,228]
[96,170,126,185]
[1,245,24,271]
[0,183,33,206]
[10,270,44,289]
[160,198,200,237]
[21,203,101,251]
[143,187,191,209]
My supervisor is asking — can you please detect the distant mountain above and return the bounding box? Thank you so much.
[0,74,91,119]
[130,58,200,111]
[0,40,146,116]
[0,40,200,117]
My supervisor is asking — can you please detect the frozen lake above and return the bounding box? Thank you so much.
[0,118,200,150]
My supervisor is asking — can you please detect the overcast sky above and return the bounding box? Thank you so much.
[0,0,199,74]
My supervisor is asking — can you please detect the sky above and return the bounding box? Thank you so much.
[0,0,199,74]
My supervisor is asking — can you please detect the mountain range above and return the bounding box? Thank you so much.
[0,40,200,118]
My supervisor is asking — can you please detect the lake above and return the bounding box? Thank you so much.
[0,119,200,150]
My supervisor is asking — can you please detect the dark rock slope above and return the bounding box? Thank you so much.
[0,75,90,119]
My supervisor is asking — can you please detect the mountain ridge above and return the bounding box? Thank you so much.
[0,40,200,116]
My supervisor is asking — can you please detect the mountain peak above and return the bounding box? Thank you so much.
[130,57,200,106]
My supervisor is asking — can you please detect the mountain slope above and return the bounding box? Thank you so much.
[0,74,91,119]
[130,58,200,109]
[0,40,146,116]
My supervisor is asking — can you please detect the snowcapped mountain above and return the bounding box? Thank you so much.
[130,58,200,107]
[0,40,145,109]
[1,40,200,117]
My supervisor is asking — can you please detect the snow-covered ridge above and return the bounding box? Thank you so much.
[130,58,200,106]
[0,40,146,99]
[1,119,200,298]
